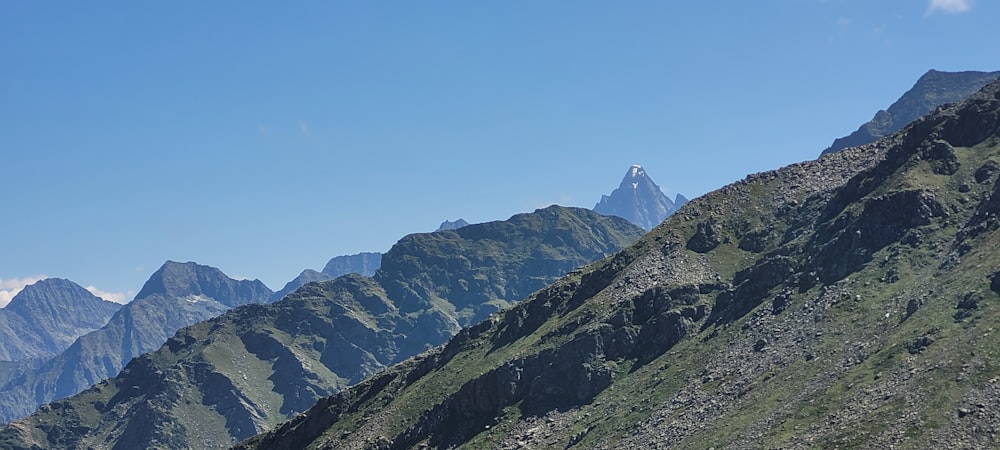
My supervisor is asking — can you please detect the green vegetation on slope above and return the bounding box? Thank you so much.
[236,79,1000,449]
[0,206,643,449]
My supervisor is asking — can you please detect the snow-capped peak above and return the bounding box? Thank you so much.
[630,164,643,177]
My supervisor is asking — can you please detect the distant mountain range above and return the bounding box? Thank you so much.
[270,252,382,302]
[0,261,272,424]
[224,74,1000,450]
[0,206,644,449]
[822,69,1000,154]
[594,164,687,230]
[0,279,120,362]
[10,69,1000,449]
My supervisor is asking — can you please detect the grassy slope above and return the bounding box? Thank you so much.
[0,207,643,450]
[237,81,1000,449]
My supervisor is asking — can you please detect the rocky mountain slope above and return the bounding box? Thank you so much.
[229,78,1000,449]
[0,278,121,362]
[822,69,999,154]
[270,252,382,302]
[0,261,272,424]
[594,165,684,230]
[0,206,643,449]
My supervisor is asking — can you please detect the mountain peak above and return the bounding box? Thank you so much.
[135,260,272,306]
[230,77,1000,450]
[822,69,1000,154]
[594,165,681,230]
[5,278,101,312]
[622,165,647,189]
[0,278,121,362]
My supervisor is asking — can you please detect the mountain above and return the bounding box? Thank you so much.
[594,164,682,230]
[822,69,1000,154]
[224,79,1000,449]
[270,269,333,302]
[436,219,470,231]
[270,252,383,302]
[0,261,272,424]
[0,206,643,449]
[321,252,382,278]
[674,193,689,209]
[0,279,121,362]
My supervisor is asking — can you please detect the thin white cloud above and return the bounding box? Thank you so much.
[826,17,852,44]
[835,17,852,32]
[85,286,133,304]
[927,0,972,14]
[0,276,48,308]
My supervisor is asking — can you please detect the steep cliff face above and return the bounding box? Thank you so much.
[0,207,643,449]
[235,79,1000,449]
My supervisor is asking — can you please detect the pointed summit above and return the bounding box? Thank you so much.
[0,278,121,361]
[134,260,272,307]
[0,262,275,423]
[594,165,681,230]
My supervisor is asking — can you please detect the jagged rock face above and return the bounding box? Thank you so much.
[0,261,272,425]
[321,252,382,278]
[823,69,1000,154]
[0,206,644,449]
[232,79,1000,449]
[594,165,681,230]
[0,279,120,362]
[436,219,471,231]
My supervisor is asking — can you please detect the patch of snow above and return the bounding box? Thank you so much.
[631,165,642,177]
[183,294,211,303]
[632,182,639,189]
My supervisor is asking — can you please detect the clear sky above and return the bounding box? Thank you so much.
[1,0,997,305]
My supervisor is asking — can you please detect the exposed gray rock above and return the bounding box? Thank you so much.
[594,165,683,230]
[0,279,120,362]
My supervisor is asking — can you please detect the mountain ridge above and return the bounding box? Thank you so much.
[0,206,644,448]
[0,279,121,362]
[0,261,272,424]
[231,77,1000,449]
[270,252,382,303]
[822,69,1000,154]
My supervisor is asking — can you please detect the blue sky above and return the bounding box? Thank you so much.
[1,0,997,305]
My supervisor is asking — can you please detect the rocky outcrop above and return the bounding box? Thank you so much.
[436,219,471,231]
